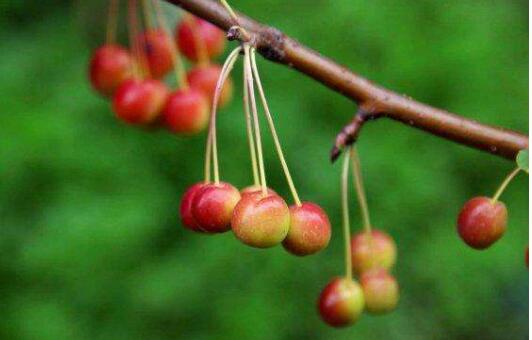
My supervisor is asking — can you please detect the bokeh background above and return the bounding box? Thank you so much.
[0,0,529,339]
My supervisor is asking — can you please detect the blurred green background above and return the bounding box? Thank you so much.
[0,0,528,339]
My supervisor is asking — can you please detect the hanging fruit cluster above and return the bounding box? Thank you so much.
[89,0,232,135]
[87,0,529,330]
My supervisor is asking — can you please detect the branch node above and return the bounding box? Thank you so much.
[330,107,376,163]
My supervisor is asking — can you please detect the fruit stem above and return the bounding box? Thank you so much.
[127,0,144,79]
[350,146,372,233]
[491,167,521,204]
[184,14,210,66]
[151,0,188,89]
[341,148,353,280]
[219,0,251,41]
[204,46,242,184]
[105,0,120,45]
[250,49,302,206]
[243,68,260,187]
[141,0,154,30]
[244,45,268,195]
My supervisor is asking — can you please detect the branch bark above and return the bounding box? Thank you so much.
[165,0,528,161]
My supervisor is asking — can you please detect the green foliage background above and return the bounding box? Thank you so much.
[0,1,528,339]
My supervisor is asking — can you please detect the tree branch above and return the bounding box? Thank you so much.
[165,0,528,161]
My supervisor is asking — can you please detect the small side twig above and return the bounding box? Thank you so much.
[330,108,377,162]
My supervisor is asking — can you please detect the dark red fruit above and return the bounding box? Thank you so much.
[282,202,331,256]
[176,17,226,62]
[187,64,233,107]
[231,191,290,248]
[351,229,396,275]
[192,182,240,233]
[180,183,207,232]
[457,196,507,249]
[360,269,399,314]
[138,29,174,79]
[112,79,168,124]
[163,88,209,134]
[318,277,365,327]
[89,44,133,96]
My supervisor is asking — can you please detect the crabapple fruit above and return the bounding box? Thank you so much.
[318,277,365,327]
[351,229,396,275]
[112,79,168,124]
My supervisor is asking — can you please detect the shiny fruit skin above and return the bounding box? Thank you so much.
[360,269,399,314]
[282,202,331,256]
[89,44,133,96]
[138,29,174,79]
[176,17,226,61]
[112,79,168,124]
[163,88,209,134]
[239,185,277,197]
[351,229,396,275]
[180,183,207,232]
[231,192,290,248]
[192,182,240,233]
[318,277,365,327]
[457,196,507,249]
[187,64,233,107]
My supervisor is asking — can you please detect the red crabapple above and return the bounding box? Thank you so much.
[231,191,290,248]
[112,79,168,125]
[351,229,396,275]
[318,277,365,327]
[360,269,399,314]
[138,29,174,79]
[192,182,240,233]
[176,17,226,62]
[187,64,233,107]
[180,182,207,232]
[239,185,277,197]
[282,202,331,256]
[457,196,507,249]
[163,88,209,134]
[89,44,133,96]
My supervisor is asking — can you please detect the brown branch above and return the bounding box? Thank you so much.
[165,0,528,162]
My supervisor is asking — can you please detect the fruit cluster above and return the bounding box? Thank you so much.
[456,150,528,266]
[89,0,232,135]
[318,147,399,327]
[179,37,332,254]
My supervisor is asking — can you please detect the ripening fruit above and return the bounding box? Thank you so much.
[351,230,396,275]
[457,196,507,249]
[231,191,290,248]
[89,44,133,96]
[138,29,174,79]
[163,88,209,134]
[192,182,240,233]
[112,79,168,124]
[180,182,207,232]
[318,277,365,327]
[187,64,233,107]
[176,17,226,61]
[239,185,277,197]
[360,269,399,314]
[282,202,331,256]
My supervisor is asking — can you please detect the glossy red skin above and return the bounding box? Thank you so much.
[457,196,507,249]
[351,229,396,275]
[163,88,209,134]
[180,183,207,232]
[360,269,399,314]
[138,29,174,79]
[113,79,168,124]
[187,65,233,107]
[239,185,277,197]
[282,202,331,256]
[89,44,133,96]
[176,17,226,61]
[231,192,290,248]
[192,182,240,233]
[318,277,365,327]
